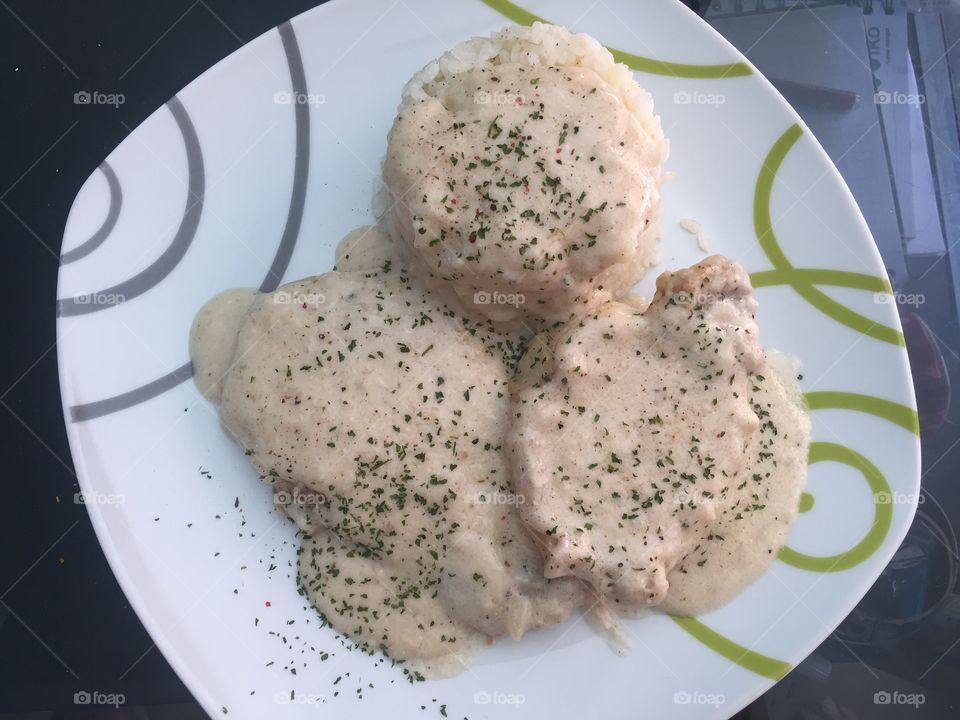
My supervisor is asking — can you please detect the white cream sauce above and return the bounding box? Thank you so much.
[192,228,807,675]
[509,256,809,616]
[189,288,258,402]
[659,351,808,615]
[334,224,398,273]
[191,246,581,677]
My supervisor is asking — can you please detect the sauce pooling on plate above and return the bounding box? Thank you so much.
[191,239,583,677]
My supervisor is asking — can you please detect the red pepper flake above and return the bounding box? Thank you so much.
[556,148,562,154]
[450,198,457,205]
[301,303,308,309]
[468,232,477,243]
[265,601,272,607]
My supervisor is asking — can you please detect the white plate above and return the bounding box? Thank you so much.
[57,1,920,718]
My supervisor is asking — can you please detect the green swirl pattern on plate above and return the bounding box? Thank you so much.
[479,0,752,77]
[674,439,898,679]
[466,6,913,679]
[670,125,915,678]
[671,617,792,680]
[778,443,894,572]
[803,391,919,436]
[751,124,904,347]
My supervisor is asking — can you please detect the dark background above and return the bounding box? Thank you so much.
[1,2,327,717]
[2,1,956,719]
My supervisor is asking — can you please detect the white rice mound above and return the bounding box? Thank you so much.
[400,22,668,166]
[383,23,668,324]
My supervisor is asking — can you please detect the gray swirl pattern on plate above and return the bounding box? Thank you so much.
[68,20,310,422]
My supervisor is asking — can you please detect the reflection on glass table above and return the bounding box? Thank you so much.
[705,1,960,717]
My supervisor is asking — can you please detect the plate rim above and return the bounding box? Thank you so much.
[56,1,921,717]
